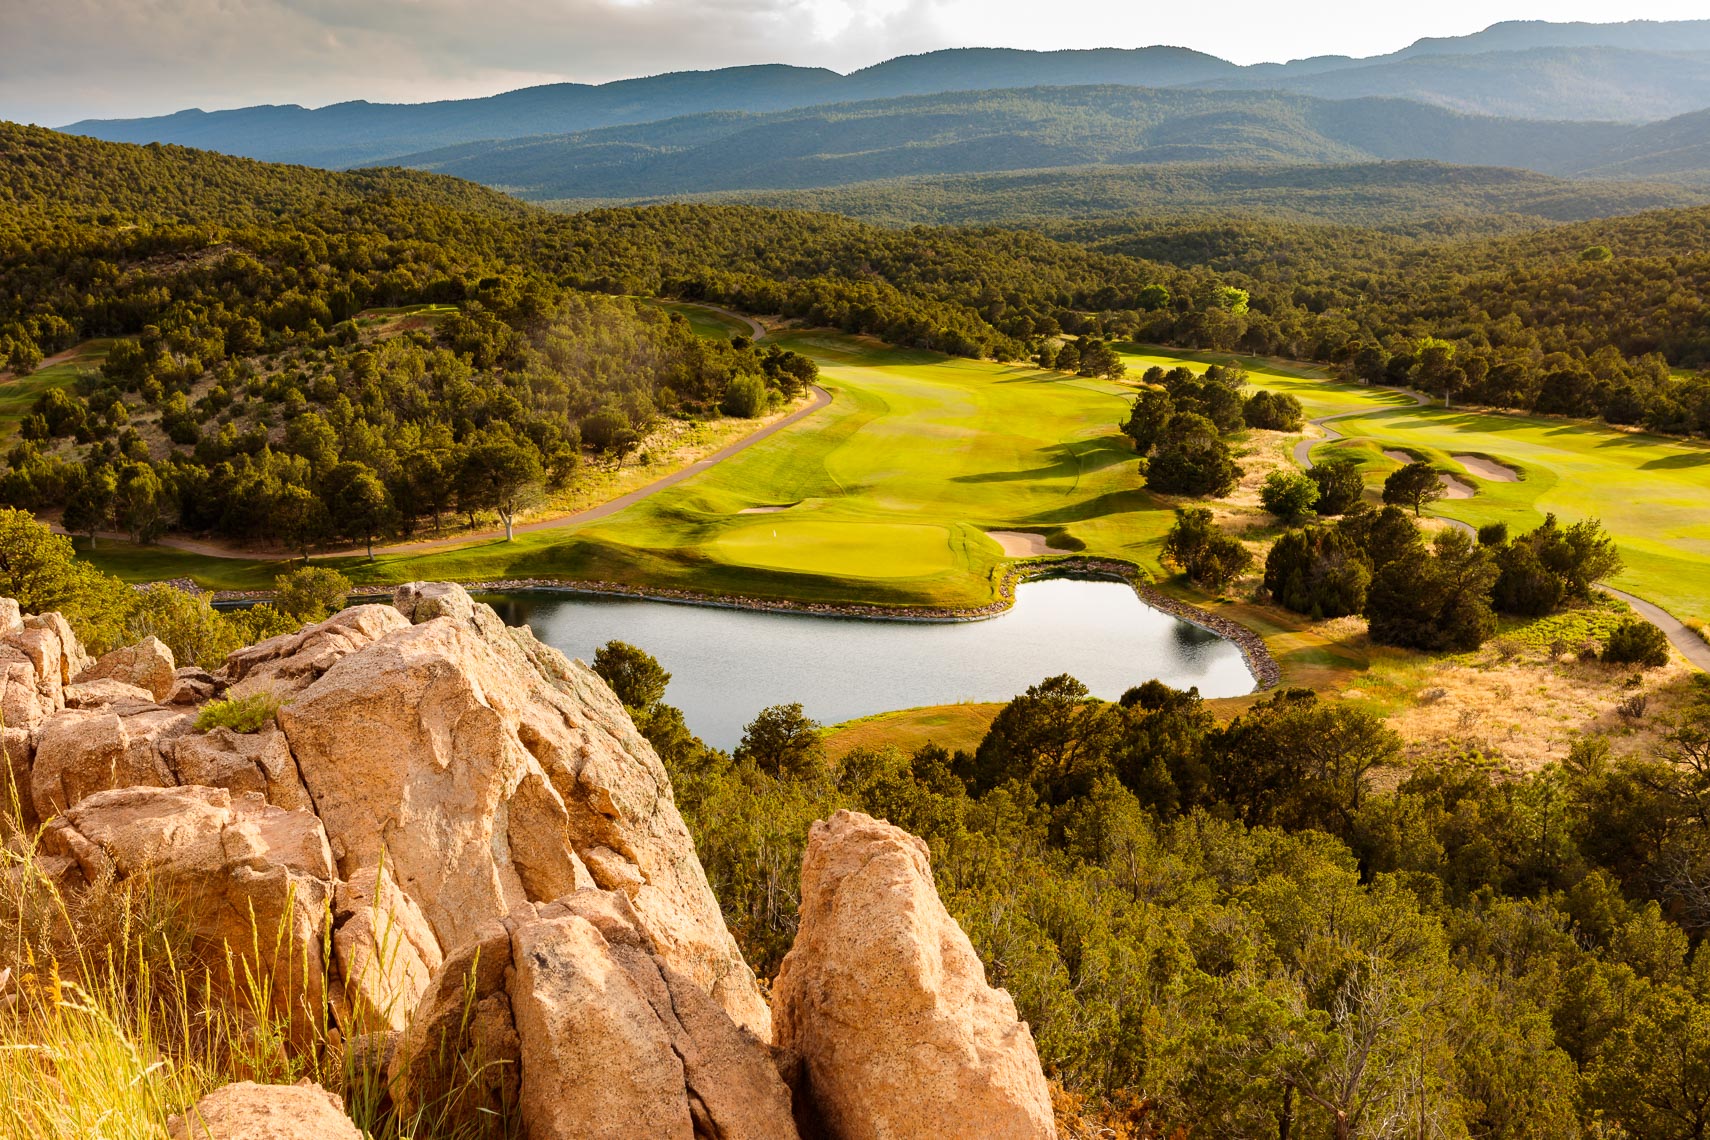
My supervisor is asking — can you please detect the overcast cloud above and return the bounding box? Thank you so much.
[4,0,1707,126]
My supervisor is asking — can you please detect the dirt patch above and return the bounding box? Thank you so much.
[1378,654,1697,772]
[987,530,1061,557]
[1455,455,1518,482]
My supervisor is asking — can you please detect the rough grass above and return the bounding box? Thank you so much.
[0,757,510,1140]
[823,702,1005,761]
[193,692,284,734]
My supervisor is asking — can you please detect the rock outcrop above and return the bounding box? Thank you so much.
[42,785,335,1043]
[391,889,798,1140]
[773,810,1056,1140]
[1,587,1059,1140]
[275,582,769,1038]
[169,1080,362,1140]
[76,635,176,701]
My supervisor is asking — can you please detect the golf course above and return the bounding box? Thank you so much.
[71,321,1710,640]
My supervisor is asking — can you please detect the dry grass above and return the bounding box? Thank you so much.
[1338,636,1697,773]
[0,756,511,1140]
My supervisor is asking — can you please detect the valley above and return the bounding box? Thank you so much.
[9,18,1710,1136]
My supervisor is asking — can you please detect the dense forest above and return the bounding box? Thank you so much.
[597,632,1710,1139]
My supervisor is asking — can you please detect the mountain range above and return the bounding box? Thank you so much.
[59,20,1710,171]
[374,88,1710,202]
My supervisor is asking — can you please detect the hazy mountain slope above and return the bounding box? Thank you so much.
[591,161,1710,233]
[57,47,1233,168]
[57,21,1710,169]
[1214,47,1710,123]
[378,88,1710,202]
[1389,18,1710,59]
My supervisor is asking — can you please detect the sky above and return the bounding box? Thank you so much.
[4,0,1708,126]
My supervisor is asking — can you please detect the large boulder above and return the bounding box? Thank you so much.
[170,725,312,813]
[273,583,768,1037]
[30,703,194,821]
[168,1080,361,1140]
[0,606,91,823]
[773,811,1056,1140]
[391,890,797,1140]
[76,635,177,701]
[224,604,410,700]
[331,863,443,1035]
[42,785,335,1043]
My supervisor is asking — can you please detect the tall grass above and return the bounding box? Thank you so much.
[0,741,518,1139]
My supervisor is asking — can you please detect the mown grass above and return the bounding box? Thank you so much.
[0,342,112,433]
[90,333,1166,609]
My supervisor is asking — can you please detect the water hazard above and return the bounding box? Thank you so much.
[479,578,1254,751]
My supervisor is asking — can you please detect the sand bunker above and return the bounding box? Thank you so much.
[1454,455,1518,482]
[1383,449,1417,465]
[987,530,1061,557]
[737,504,793,514]
[1438,474,1475,499]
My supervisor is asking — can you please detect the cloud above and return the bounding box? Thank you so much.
[4,0,1710,126]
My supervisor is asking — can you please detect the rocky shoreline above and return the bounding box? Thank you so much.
[205,556,1282,691]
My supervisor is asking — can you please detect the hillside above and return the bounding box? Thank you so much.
[545,161,1710,234]
[379,87,1710,202]
[55,20,1710,170]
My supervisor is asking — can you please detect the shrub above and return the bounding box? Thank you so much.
[194,691,285,733]
[1263,526,1371,619]
[1145,412,1242,497]
[273,565,351,621]
[1602,618,1670,668]
[1259,470,1319,522]
[1162,507,1252,591]
[1308,456,1365,516]
[1243,389,1305,431]
[721,373,768,418]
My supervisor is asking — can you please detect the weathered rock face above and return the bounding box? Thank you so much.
[224,604,411,700]
[169,1080,362,1140]
[30,703,194,822]
[42,785,335,1043]
[76,635,177,701]
[773,811,1056,1140]
[0,607,93,825]
[171,726,312,813]
[274,582,769,1038]
[332,863,443,1034]
[391,889,798,1140]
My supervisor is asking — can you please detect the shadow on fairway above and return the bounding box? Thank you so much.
[1640,451,1710,470]
[950,438,1132,484]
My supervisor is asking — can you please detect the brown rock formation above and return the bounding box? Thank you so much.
[30,702,193,821]
[171,725,312,813]
[392,889,797,1140]
[773,811,1056,1140]
[274,582,768,1037]
[169,1080,362,1140]
[77,635,177,701]
[42,785,335,1043]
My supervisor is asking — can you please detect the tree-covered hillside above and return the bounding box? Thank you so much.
[596,161,1710,233]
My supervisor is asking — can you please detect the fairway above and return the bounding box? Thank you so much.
[232,332,1165,608]
[75,332,1710,633]
[1124,344,1710,629]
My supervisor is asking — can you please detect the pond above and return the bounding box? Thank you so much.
[477,578,1254,751]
